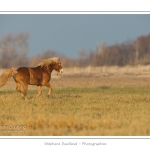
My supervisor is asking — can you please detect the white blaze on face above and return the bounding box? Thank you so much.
[59,69,63,73]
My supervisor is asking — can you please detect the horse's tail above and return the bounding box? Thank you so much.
[0,69,17,88]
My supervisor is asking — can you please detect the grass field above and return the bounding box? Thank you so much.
[0,68,150,136]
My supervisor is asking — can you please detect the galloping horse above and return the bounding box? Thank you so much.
[0,57,63,99]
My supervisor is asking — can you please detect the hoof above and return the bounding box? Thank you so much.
[24,96,30,100]
[24,98,28,101]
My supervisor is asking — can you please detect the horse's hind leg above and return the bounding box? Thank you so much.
[16,83,22,93]
[16,82,24,98]
[16,82,27,99]
[21,83,28,100]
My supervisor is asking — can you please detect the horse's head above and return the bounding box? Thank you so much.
[53,62,63,73]
[37,57,63,74]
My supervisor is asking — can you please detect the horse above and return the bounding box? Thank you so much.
[0,57,63,99]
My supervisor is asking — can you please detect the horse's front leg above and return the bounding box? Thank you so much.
[36,85,42,98]
[44,83,52,96]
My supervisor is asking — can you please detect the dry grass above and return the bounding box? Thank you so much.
[0,67,150,136]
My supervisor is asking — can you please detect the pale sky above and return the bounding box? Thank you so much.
[0,14,150,58]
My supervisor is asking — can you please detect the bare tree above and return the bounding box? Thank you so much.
[134,34,150,65]
[0,33,29,68]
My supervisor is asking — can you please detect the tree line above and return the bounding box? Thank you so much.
[78,33,150,67]
[0,32,150,68]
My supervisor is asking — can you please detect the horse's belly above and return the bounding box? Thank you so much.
[29,78,42,85]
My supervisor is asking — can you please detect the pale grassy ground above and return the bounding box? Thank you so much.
[0,67,150,136]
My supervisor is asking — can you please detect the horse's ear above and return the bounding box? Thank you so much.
[58,57,60,62]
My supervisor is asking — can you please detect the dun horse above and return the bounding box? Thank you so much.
[0,57,63,99]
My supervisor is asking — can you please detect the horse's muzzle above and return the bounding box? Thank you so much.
[59,69,63,73]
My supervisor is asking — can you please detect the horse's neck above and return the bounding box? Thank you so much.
[46,65,53,74]
[37,66,53,74]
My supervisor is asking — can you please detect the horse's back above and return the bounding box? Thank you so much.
[17,67,29,73]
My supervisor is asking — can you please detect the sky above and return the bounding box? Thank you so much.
[0,14,150,58]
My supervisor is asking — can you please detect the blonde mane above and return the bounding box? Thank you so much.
[36,57,60,68]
